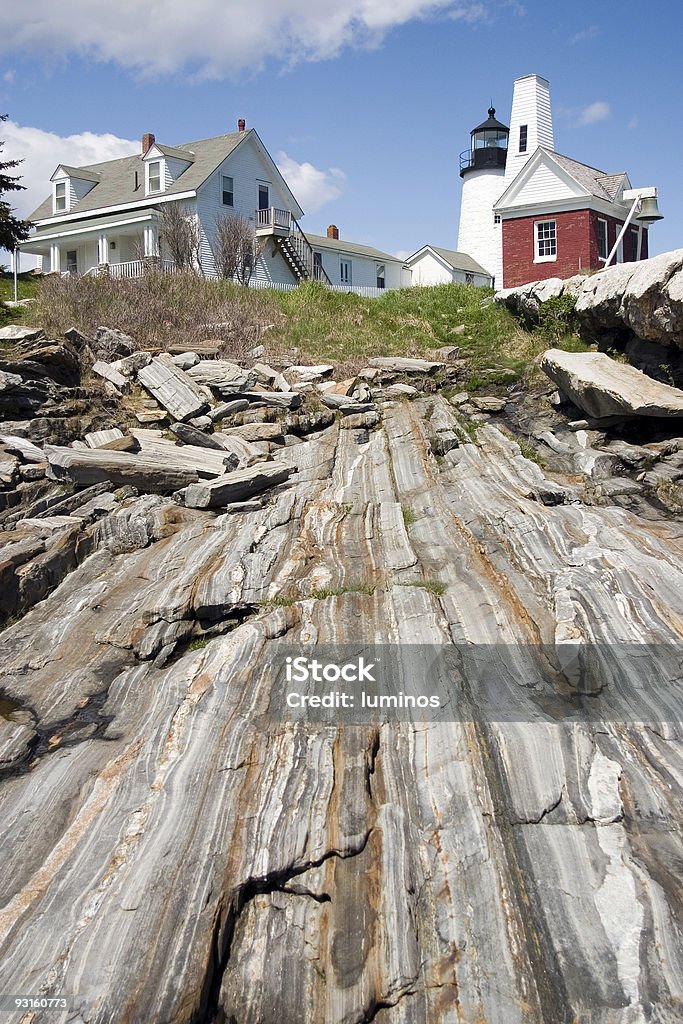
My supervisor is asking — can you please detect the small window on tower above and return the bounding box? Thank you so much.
[494,214,501,224]
[519,125,528,153]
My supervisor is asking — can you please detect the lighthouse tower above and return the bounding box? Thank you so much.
[456,105,509,288]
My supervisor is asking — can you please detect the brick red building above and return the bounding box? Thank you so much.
[495,148,648,288]
[456,75,658,290]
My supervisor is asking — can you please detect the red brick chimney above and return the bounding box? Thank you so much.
[142,132,155,154]
[327,224,339,240]
[238,118,246,132]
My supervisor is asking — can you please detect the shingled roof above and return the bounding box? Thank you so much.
[28,130,253,223]
[546,150,627,202]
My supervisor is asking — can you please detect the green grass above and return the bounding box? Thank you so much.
[399,579,447,596]
[0,271,40,326]
[401,504,418,527]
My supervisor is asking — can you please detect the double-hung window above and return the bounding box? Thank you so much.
[340,259,352,285]
[55,181,67,213]
[376,264,385,289]
[535,220,556,261]
[147,161,162,194]
[222,175,234,207]
[630,226,640,261]
[597,219,608,261]
[519,125,528,153]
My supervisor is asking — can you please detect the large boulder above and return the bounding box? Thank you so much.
[498,250,683,349]
[541,348,683,419]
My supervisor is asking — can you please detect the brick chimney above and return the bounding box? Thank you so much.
[327,224,339,240]
[142,132,155,155]
[238,118,246,132]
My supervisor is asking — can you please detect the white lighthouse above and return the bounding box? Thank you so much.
[456,106,509,289]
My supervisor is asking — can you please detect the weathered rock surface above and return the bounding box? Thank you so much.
[138,355,210,422]
[368,356,445,374]
[497,249,683,349]
[184,461,292,508]
[44,444,199,493]
[541,348,683,419]
[2,396,683,1024]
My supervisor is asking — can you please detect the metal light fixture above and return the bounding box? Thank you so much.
[604,187,663,268]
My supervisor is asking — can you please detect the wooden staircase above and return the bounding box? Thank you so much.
[274,219,331,284]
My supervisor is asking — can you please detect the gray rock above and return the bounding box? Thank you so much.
[0,325,44,342]
[138,354,210,422]
[187,360,256,394]
[171,352,201,369]
[541,348,683,419]
[95,325,136,357]
[184,462,292,508]
[44,445,199,493]
[84,429,125,449]
[92,361,129,391]
[209,400,250,422]
[367,356,444,374]
[472,396,507,413]
[244,391,303,410]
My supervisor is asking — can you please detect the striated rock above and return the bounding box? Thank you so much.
[138,354,210,422]
[472,396,507,413]
[187,360,256,394]
[184,461,292,507]
[92,361,129,391]
[171,351,200,369]
[541,348,683,419]
[209,399,250,422]
[245,391,303,410]
[84,428,125,449]
[95,325,136,357]
[0,325,44,342]
[368,356,444,374]
[321,392,374,414]
[44,445,199,493]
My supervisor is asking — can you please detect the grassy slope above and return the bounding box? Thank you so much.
[0,272,40,326]
[23,273,588,383]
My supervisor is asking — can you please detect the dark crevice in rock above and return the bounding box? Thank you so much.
[196,830,375,1024]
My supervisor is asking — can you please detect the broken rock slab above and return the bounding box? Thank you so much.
[244,391,303,410]
[44,445,199,494]
[187,360,256,394]
[183,462,292,508]
[138,354,210,422]
[209,399,250,422]
[367,356,444,374]
[0,325,44,342]
[84,428,125,449]
[541,348,683,419]
[92,361,129,391]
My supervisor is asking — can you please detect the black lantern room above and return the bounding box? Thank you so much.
[460,106,509,176]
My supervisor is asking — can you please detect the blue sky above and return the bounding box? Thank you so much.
[1,0,680,262]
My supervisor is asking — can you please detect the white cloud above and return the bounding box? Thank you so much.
[3,68,15,83]
[276,151,346,212]
[627,116,639,130]
[570,23,599,44]
[1,120,138,218]
[0,1,489,78]
[577,100,610,126]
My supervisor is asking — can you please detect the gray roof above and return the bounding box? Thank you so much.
[152,143,195,163]
[28,130,253,223]
[305,232,403,263]
[53,164,101,182]
[23,207,161,250]
[548,150,626,203]
[408,245,490,276]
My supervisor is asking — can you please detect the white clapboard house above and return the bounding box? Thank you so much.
[19,120,406,295]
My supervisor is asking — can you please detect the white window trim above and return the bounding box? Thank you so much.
[534,219,557,263]
[519,124,528,154]
[221,174,234,207]
[597,217,609,262]
[54,180,69,214]
[340,259,352,285]
[146,159,164,196]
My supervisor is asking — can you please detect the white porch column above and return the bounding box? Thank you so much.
[143,224,159,257]
[98,234,109,265]
[36,255,44,271]
[50,244,60,273]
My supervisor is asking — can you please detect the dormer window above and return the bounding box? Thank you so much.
[54,181,67,213]
[147,160,162,194]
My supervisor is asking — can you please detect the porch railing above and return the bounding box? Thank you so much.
[256,207,292,231]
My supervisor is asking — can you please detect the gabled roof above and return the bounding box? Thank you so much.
[494,146,629,212]
[405,244,491,277]
[28,128,304,224]
[51,165,101,182]
[305,233,403,263]
[550,152,628,202]
[146,142,195,163]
